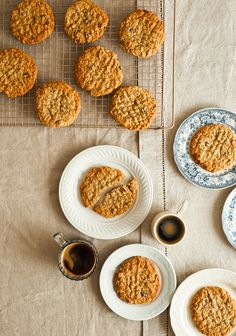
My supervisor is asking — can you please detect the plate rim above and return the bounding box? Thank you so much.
[59,145,153,240]
[222,187,236,249]
[170,267,236,336]
[173,107,236,190]
[99,243,177,321]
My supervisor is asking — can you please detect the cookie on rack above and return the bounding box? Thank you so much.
[110,86,157,130]
[80,166,124,208]
[35,81,81,128]
[64,0,109,44]
[119,9,164,58]
[11,0,55,45]
[0,48,37,98]
[114,256,161,304]
[191,286,236,336]
[94,179,138,218]
[190,124,236,172]
[75,46,123,96]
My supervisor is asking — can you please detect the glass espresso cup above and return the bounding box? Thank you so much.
[53,232,98,281]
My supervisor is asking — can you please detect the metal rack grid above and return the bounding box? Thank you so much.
[0,0,174,129]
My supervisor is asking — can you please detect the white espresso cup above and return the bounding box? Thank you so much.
[151,200,188,246]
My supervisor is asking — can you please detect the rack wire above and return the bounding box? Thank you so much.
[0,0,174,129]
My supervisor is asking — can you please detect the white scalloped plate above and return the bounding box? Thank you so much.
[170,268,236,336]
[99,244,176,320]
[59,145,153,240]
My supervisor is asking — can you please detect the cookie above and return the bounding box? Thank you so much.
[114,256,161,304]
[0,48,37,98]
[80,167,124,208]
[191,286,236,336]
[110,86,157,130]
[94,179,138,218]
[35,81,81,128]
[190,124,236,173]
[11,0,55,45]
[119,9,164,58]
[75,46,123,96]
[64,0,109,44]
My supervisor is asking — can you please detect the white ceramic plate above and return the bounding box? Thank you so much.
[173,108,236,189]
[59,145,153,240]
[99,244,176,320]
[222,188,236,249]
[170,268,236,336]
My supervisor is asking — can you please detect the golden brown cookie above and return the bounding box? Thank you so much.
[110,86,157,130]
[35,81,81,128]
[11,0,55,45]
[114,256,161,304]
[75,46,123,96]
[190,124,236,173]
[191,286,236,336]
[64,0,109,44]
[80,166,124,208]
[0,48,37,98]
[119,9,164,58]
[94,179,138,218]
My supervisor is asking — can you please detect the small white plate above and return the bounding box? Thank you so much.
[59,145,153,240]
[99,244,176,321]
[170,268,236,336]
[222,188,236,249]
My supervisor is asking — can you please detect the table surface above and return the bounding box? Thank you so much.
[1,1,236,336]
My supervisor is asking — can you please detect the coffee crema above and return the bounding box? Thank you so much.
[157,216,185,244]
[61,242,96,277]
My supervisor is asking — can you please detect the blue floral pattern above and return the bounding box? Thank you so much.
[222,188,236,249]
[173,108,236,189]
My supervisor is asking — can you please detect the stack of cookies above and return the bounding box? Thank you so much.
[0,0,164,129]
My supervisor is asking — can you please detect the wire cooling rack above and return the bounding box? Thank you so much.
[0,0,175,129]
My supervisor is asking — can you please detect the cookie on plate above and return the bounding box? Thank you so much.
[94,179,138,218]
[80,166,124,208]
[64,0,109,44]
[191,286,236,336]
[119,9,164,58]
[110,86,157,130]
[11,0,55,45]
[0,48,37,98]
[75,46,123,96]
[35,81,81,128]
[114,256,161,304]
[190,124,236,173]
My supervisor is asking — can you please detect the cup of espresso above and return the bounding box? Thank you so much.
[151,200,188,246]
[53,232,98,280]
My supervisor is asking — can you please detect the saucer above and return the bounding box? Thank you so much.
[222,188,236,249]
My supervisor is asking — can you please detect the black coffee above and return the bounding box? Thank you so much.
[157,216,185,243]
[62,243,96,276]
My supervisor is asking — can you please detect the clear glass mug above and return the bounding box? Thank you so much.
[53,232,98,281]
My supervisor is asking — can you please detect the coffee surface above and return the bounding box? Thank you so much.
[157,216,184,243]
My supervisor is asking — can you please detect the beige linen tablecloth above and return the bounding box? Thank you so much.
[1,1,236,335]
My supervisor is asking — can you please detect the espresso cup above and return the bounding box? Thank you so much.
[53,232,98,281]
[151,200,188,246]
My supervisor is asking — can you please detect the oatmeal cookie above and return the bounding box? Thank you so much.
[64,0,109,44]
[80,166,124,208]
[35,81,81,128]
[119,9,164,58]
[114,256,161,304]
[11,0,55,45]
[75,46,123,96]
[190,124,236,172]
[94,179,138,218]
[0,48,37,98]
[191,286,236,336]
[110,86,157,130]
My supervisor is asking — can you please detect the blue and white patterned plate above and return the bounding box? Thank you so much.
[222,188,236,249]
[173,108,236,189]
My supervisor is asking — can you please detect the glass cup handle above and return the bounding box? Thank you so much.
[176,200,188,216]
[53,232,68,248]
